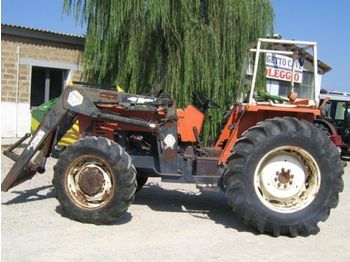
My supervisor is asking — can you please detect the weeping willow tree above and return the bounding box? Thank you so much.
[64,0,273,143]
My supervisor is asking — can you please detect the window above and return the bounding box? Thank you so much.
[334,102,350,121]
[30,67,69,107]
[298,71,314,99]
[277,71,315,99]
[277,81,301,98]
[323,100,350,121]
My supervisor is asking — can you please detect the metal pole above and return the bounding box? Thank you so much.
[45,69,50,103]
[249,40,261,105]
[257,38,317,46]
[291,54,296,91]
[313,44,319,105]
[249,49,294,56]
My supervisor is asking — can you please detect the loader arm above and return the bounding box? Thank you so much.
[1,98,69,191]
[2,83,172,191]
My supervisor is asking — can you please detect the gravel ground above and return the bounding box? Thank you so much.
[1,150,350,262]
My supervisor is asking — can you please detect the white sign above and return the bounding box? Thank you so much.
[265,53,303,83]
[164,134,176,149]
[67,90,84,107]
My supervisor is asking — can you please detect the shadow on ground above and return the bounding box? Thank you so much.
[1,182,256,234]
[1,185,54,205]
[342,156,350,164]
[134,183,256,234]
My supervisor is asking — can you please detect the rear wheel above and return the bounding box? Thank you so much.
[53,136,136,224]
[224,117,344,236]
[314,122,331,136]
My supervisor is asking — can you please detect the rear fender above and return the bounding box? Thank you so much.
[217,104,320,165]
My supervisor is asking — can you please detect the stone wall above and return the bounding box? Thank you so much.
[1,34,84,137]
[1,35,83,103]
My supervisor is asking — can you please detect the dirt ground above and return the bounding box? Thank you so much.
[1,153,350,262]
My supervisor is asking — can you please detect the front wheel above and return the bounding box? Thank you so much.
[224,117,344,236]
[53,136,137,224]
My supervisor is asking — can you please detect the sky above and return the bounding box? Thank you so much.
[271,0,350,92]
[2,0,350,92]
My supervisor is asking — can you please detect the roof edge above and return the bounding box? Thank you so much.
[1,23,85,47]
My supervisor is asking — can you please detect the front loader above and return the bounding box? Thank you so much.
[2,39,344,236]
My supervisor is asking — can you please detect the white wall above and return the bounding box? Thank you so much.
[1,101,31,138]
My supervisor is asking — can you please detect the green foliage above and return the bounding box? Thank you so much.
[64,0,274,143]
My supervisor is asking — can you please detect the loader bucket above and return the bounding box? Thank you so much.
[1,97,69,191]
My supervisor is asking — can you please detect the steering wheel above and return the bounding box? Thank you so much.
[193,92,220,112]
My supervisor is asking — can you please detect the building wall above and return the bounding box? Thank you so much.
[1,34,83,138]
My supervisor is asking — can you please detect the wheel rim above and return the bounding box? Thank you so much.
[254,146,321,213]
[65,154,114,210]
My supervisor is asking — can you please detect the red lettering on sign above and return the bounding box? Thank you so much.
[266,66,302,83]
[294,73,299,81]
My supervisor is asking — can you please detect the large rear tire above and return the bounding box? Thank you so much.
[224,117,344,236]
[53,136,137,224]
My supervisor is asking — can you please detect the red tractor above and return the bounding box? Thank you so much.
[316,90,350,156]
[2,39,343,237]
